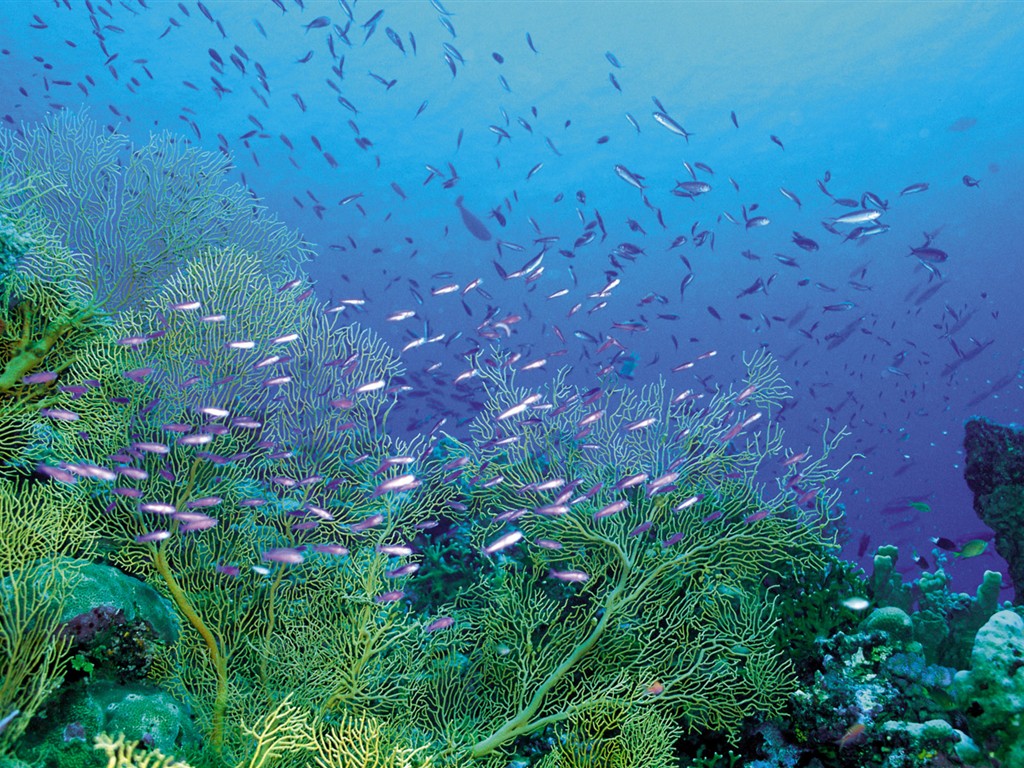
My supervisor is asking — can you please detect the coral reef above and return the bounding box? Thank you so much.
[764,545,1017,767]
[1,114,1022,768]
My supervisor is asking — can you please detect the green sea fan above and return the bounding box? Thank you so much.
[0,479,96,755]
[468,350,790,497]
[0,267,107,389]
[403,351,846,760]
[263,311,405,462]
[0,478,97,575]
[0,398,34,477]
[0,239,113,473]
[111,245,406,468]
[0,111,312,315]
[534,704,681,768]
[115,245,312,427]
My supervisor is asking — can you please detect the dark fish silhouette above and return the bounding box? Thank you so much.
[948,116,977,132]
[303,16,330,32]
[455,196,491,241]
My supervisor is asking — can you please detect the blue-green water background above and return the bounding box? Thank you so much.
[1,0,1022,591]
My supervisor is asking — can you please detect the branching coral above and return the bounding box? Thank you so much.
[312,712,436,768]
[236,694,314,768]
[93,733,193,768]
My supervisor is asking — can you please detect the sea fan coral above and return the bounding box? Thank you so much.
[0,112,312,315]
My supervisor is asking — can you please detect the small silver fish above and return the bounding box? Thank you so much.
[614,164,646,191]
[779,186,802,208]
[484,530,523,554]
[832,209,883,225]
[0,709,20,735]
[900,182,929,196]
[652,111,692,141]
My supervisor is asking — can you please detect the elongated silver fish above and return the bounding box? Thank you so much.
[652,111,692,141]
[484,530,523,554]
[900,182,929,196]
[780,186,802,208]
[0,709,19,735]
[614,164,646,190]
[831,209,883,225]
[677,181,711,195]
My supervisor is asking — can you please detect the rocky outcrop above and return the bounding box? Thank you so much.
[963,417,1024,601]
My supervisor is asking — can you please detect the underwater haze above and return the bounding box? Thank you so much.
[1,0,1024,762]
[8,0,1016,587]
[3,5,1024,576]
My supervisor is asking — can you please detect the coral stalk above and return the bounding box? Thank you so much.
[469,561,630,757]
[151,545,228,752]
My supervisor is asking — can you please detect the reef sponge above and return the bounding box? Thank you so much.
[865,544,1007,669]
[26,681,198,763]
[44,560,178,644]
[954,609,1024,765]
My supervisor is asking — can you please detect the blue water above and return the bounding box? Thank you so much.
[2,0,1022,593]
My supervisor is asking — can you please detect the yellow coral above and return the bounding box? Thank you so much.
[236,694,314,768]
[93,733,192,768]
[312,712,435,768]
